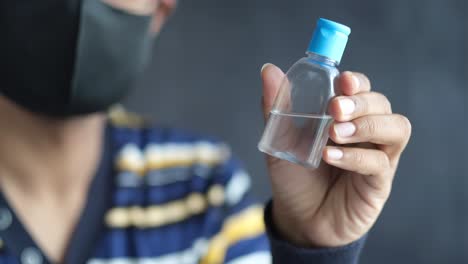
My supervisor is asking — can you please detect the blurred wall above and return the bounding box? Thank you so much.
[124,0,468,263]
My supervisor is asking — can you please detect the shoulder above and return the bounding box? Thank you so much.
[107,106,250,200]
[107,106,235,174]
[103,107,253,229]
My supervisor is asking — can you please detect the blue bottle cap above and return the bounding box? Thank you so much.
[307,18,351,63]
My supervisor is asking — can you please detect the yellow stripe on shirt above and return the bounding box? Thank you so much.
[200,206,265,264]
[115,142,230,175]
[105,184,225,228]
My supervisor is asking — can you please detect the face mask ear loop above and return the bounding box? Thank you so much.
[67,0,153,115]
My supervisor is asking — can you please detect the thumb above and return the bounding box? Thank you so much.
[261,63,285,120]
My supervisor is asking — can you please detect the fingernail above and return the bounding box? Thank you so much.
[327,148,343,160]
[261,63,272,73]
[338,98,355,115]
[351,73,360,88]
[334,122,356,137]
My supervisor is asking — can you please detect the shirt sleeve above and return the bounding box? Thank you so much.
[198,149,365,264]
[264,201,367,264]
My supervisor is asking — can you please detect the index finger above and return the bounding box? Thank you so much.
[336,71,371,96]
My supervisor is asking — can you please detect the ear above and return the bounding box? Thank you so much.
[151,0,178,33]
[102,0,158,15]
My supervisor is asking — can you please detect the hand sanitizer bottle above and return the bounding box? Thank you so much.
[258,18,351,168]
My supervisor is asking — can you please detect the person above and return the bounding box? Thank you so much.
[0,0,412,263]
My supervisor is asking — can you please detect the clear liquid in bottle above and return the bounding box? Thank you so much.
[259,111,333,168]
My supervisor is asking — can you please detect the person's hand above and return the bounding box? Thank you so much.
[261,63,411,247]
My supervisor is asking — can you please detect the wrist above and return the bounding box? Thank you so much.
[271,199,367,248]
[271,199,315,248]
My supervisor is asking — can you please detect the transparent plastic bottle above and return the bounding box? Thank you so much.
[258,18,351,168]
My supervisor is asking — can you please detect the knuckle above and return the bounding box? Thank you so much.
[358,117,379,137]
[352,151,366,166]
[356,72,371,90]
[377,93,392,113]
[385,98,393,113]
[353,95,368,114]
[377,152,391,170]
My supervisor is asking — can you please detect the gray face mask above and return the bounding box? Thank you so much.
[0,0,155,117]
[69,0,154,115]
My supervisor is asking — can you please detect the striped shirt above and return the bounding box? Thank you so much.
[0,109,364,264]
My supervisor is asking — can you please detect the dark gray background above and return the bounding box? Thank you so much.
[124,0,468,263]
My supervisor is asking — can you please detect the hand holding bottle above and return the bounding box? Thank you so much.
[261,64,411,247]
